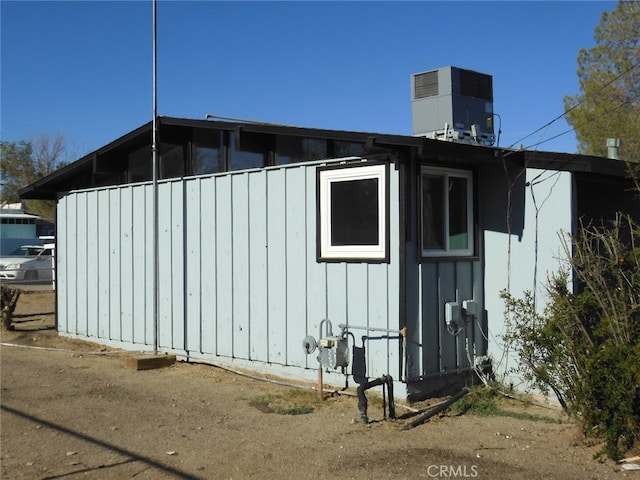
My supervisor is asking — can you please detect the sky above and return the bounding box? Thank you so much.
[1,0,617,162]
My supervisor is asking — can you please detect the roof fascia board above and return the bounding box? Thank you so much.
[523,151,632,176]
[164,116,430,149]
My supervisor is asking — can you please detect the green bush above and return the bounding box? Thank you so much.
[502,214,640,460]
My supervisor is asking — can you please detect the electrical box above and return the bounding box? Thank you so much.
[462,300,477,316]
[445,302,461,327]
[317,336,349,369]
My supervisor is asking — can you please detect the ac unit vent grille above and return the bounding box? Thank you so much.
[414,71,439,99]
[459,69,493,101]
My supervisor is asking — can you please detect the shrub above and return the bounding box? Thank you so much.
[502,214,640,460]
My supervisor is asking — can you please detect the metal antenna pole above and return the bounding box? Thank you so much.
[151,0,159,355]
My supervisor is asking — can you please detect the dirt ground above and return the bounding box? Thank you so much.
[1,290,638,480]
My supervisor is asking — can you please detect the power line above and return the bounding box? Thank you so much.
[524,86,640,154]
[506,79,639,217]
[506,59,640,151]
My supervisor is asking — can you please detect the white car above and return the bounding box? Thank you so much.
[0,245,54,282]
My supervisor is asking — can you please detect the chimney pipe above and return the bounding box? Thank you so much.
[606,138,621,160]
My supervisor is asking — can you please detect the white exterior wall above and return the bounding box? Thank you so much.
[483,168,573,391]
[56,161,401,388]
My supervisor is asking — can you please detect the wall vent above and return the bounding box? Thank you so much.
[459,68,493,101]
[414,71,439,99]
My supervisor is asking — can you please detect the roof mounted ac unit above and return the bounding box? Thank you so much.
[411,66,495,145]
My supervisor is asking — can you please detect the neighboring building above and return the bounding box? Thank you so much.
[0,203,54,255]
[20,69,638,400]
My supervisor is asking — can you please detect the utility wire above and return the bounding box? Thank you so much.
[524,86,640,151]
[522,86,640,185]
[505,59,640,152]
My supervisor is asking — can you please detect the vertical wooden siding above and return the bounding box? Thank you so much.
[402,168,483,382]
[57,162,401,379]
[404,259,481,380]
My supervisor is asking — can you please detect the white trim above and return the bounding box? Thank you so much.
[319,163,387,260]
[421,166,474,257]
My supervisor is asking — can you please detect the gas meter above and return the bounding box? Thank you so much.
[302,319,349,369]
[318,336,349,369]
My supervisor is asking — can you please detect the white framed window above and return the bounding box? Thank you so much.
[421,166,474,257]
[318,163,388,261]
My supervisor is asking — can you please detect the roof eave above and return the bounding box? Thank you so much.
[18,116,635,200]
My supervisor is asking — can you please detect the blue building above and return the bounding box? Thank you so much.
[21,69,638,400]
[0,204,53,255]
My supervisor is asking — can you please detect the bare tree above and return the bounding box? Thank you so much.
[1,132,70,218]
[32,133,67,177]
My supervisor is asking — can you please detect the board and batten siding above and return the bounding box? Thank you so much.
[403,243,483,382]
[415,260,482,375]
[56,161,401,383]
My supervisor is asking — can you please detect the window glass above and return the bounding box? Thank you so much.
[192,129,224,175]
[421,174,445,250]
[421,167,473,257]
[231,150,264,171]
[229,131,266,171]
[10,246,42,256]
[448,176,469,250]
[318,163,388,261]
[330,178,379,246]
[276,136,327,165]
[160,144,185,179]
[128,145,152,182]
[194,146,224,175]
[334,141,366,158]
